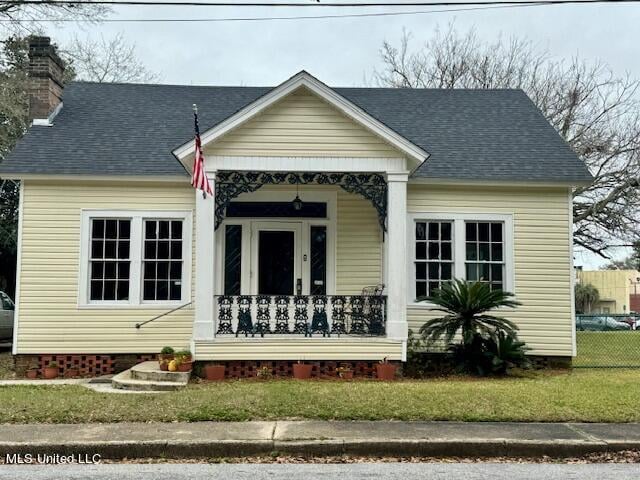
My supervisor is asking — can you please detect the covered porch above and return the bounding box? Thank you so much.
[192,167,409,358]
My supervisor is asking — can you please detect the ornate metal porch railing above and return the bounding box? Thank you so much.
[214,295,387,337]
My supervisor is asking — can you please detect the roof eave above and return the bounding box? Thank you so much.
[409,176,593,188]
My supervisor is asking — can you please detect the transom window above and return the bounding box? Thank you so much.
[89,219,131,301]
[410,214,513,303]
[414,221,453,298]
[80,211,191,306]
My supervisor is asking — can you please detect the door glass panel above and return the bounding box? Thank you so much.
[258,231,295,295]
[224,225,242,295]
[310,226,327,295]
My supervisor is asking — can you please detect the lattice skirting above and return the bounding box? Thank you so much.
[197,360,401,379]
[14,354,158,377]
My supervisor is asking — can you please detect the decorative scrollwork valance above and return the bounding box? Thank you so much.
[214,171,388,232]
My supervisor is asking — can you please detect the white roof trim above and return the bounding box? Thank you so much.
[172,71,429,166]
[409,177,591,187]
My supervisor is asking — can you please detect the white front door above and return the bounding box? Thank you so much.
[250,221,303,295]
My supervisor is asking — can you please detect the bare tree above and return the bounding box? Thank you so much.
[0,0,108,35]
[373,26,640,258]
[63,33,159,84]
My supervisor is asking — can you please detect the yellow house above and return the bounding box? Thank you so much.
[0,37,593,376]
[576,269,640,314]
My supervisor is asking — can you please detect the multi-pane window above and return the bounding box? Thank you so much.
[414,221,453,298]
[465,221,504,291]
[143,220,184,301]
[89,219,131,301]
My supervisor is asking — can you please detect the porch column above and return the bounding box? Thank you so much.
[385,172,409,341]
[193,173,215,341]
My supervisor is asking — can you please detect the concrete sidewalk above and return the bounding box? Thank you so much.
[1,421,640,459]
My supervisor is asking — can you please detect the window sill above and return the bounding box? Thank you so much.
[78,302,187,310]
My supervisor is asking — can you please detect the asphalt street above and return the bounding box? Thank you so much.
[0,463,639,479]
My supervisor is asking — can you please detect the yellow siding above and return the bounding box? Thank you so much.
[205,87,401,158]
[194,338,403,361]
[16,180,196,354]
[336,189,383,294]
[407,184,573,357]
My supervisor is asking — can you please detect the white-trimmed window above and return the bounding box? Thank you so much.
[464,221,505,291]
[414,221,453,298]
[143,219,184,302]
[89,219,131,301]
[80,211,192,307]
[409,213,514,303]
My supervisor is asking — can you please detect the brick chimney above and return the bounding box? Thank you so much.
[27,36,65,122]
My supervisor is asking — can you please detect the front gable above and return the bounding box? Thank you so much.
[172,71,429,171]
[205,86,404,158]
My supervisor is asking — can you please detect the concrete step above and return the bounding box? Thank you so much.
[130,361,191,383]
[111,366,189,392]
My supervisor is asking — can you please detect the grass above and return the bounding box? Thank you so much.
[574,331,640,367]
[0,350,15,380]
[0,369,639,423]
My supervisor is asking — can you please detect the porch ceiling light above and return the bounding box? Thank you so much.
[292,184,303,211]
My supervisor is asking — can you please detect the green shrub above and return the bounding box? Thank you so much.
[419,279,528,376]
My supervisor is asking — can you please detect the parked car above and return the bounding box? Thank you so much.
[0,291,14,340]
[576,315,632,331]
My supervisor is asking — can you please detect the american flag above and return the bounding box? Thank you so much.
[191,105,213,197]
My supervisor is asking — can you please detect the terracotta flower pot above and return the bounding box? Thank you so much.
[43,367,59,379]
[293,363,313,380]
[177,361,193,372]
[376,363,397,381]
[65,368,79,378]
[204,364,225,381]
[159,354,174,371]
[26,369,38,379]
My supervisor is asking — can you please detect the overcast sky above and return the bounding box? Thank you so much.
[38,1,640,268]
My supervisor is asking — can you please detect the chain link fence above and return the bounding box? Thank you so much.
[574,314,640,368]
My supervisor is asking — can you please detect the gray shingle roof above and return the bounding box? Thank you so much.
[0,82,593,183]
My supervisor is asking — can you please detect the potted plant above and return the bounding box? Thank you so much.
[26,364,39,379]
[204,363,225,381]
[336,364,353,380]
[292,360,313,380]
[43,361,59,379]
[159,346,175,371]
[175,349,193,372]
[375,357,397,381]
[65,366,80,378]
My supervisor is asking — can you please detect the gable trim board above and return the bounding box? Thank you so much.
[206,156,407,173]
[172,71,428,168]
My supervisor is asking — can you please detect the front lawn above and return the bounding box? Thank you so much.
[1,369,639,423]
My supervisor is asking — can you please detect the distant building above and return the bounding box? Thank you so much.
[576,269,640,314]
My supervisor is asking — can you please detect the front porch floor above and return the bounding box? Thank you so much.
[193,337,404,361]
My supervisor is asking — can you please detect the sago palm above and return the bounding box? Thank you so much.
[419,279,521,346]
